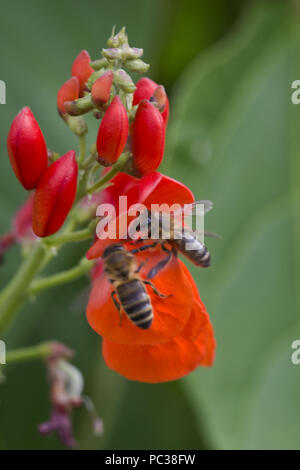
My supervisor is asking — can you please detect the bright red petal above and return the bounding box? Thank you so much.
[196,319,216,367]
[102,334,204,383]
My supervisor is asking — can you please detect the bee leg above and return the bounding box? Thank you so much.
[130,242,159,255]
[111,290,122,320]
[146,244,174,279]
[143,280,171,299]
[135,260,148,274]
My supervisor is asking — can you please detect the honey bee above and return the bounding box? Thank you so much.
[103,243,168,330]
[129,200,217,278]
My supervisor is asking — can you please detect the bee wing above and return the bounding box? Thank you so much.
[182,200,213,216]
[180,201,216,243]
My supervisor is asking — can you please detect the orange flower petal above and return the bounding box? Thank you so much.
[196,319,216,367]
[87,247,193,345]
[102,334,204,383]
[102,310,216,383]
[181,299,208,341]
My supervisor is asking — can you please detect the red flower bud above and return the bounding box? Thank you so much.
[96,96,129,166]
[7,107,48,190]
[57,76,80,116]
[133,77,156,105]
[32,151,78,237]
[91,71,114,108]
[71,50,93,96]
[133,77,169,126]
[131,99,165,176]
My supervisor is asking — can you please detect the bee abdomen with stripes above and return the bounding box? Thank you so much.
[116,279,153,329]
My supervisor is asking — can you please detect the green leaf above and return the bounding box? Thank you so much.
[169,0,300,449]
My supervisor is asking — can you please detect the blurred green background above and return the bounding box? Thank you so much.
[0,0,299,450]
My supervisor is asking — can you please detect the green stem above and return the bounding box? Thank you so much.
[78,134,86,165]
[44,228,93,247]
[6,342,52,365]
[0,243,47,333]
[81,153,97,170]
[86,152,130,195]
[28,258,95,296]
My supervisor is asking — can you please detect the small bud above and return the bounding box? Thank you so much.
[64,94,93,116]
[107,26,128,48]
[57,77,80,117]
[121,47,143,60]
[125,59,149,74]
[66,115,88,136]
[90,58,108,70]
[133,77,169,126]
[96,96,129,166]
[32,151,78,237]
[113,69,135,93]
[91,71,114,109]
[71,50,94,96]
[102,48,122,60]
[57,77,80,116]
[7,107,48,190]
[87,69,108,90]
[132,99,165,176]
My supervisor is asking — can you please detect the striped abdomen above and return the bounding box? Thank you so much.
[171,234,211,267]
[116,279,153,329]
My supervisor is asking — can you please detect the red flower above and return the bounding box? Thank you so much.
[32,151,78,237]
[133,77,169,126]
[7,107,48,190]
[86,172,216,383]
[57,77,80,116]
[131,99,165,176]
[71,50,93,96]
[96,96,129,166]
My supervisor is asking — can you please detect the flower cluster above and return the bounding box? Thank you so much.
[4,27,216,388]
[7,107,78,237]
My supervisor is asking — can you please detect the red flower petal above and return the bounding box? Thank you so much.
[102,334,204,383]
[197,319,216,367]
[101,300,216,382]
